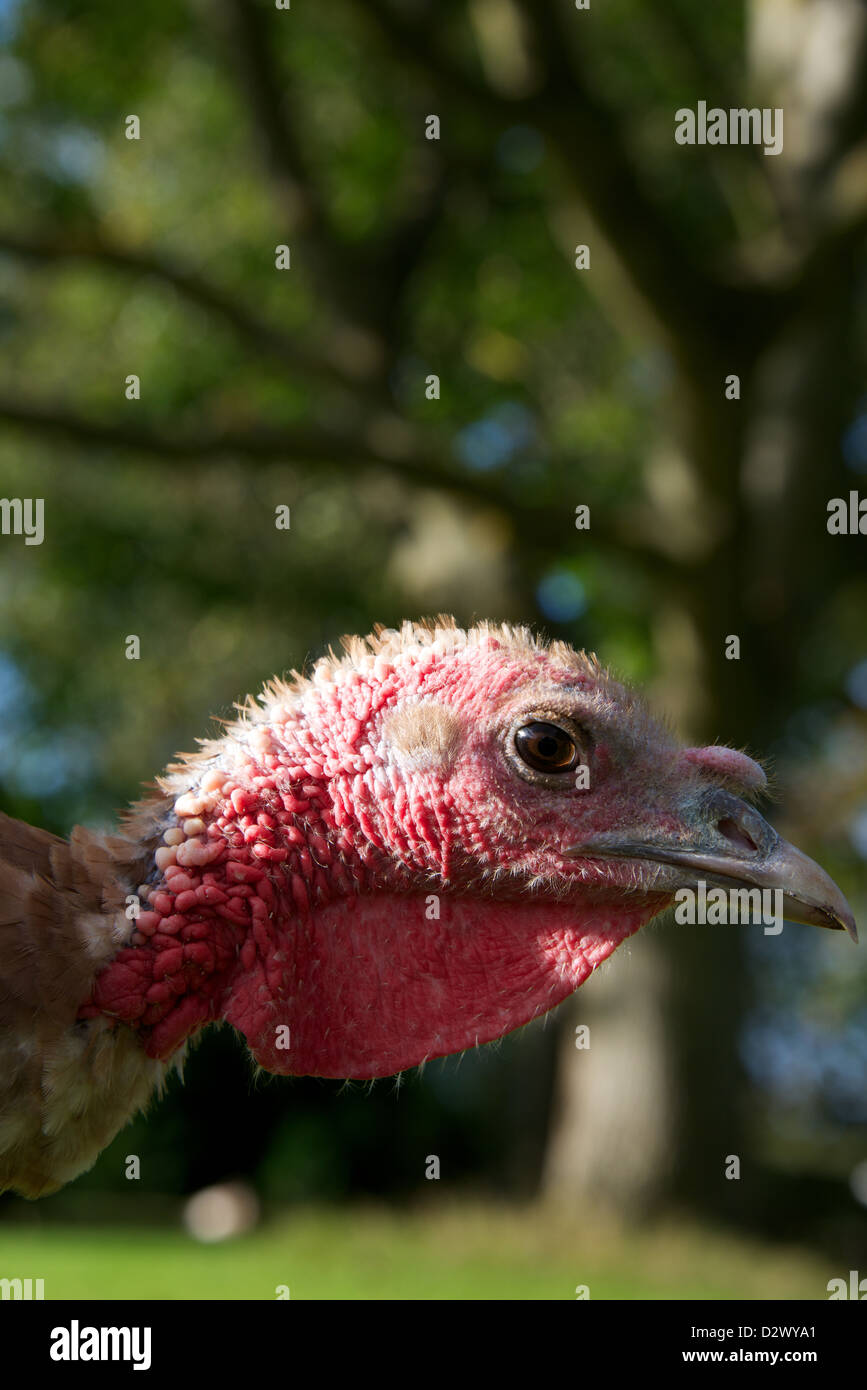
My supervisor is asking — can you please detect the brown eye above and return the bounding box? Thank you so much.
[514,721,578,773]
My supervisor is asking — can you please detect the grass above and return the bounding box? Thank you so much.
[0,1199,839,1300]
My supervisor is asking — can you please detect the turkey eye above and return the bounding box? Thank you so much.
[514,721,578,773]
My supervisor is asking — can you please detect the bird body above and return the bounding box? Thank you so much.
[0,619,856,1197]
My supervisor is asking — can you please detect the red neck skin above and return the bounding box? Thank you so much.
[81,735,663,1077]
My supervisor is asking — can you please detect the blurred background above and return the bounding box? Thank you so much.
[0,0,865,1299]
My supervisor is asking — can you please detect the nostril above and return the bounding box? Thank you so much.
[718,816,758,853]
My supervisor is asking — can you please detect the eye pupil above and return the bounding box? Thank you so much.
[515,721,579,773]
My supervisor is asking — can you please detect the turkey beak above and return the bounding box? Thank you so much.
[749,837,858,939]
[564,789,858,942]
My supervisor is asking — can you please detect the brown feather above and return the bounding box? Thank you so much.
[0,809,177,1198]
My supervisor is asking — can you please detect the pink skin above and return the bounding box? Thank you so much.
[81,639,759,1078]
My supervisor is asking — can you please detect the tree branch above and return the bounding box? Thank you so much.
[0,393,677,571]
[0,394,536,531]
[217,0,455,344]
[360,0,492,108]
[513,0,776,362]
[0,227,374,391]
[219,0,338,246]
[361,0,767,370]
[786,197,867,308]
